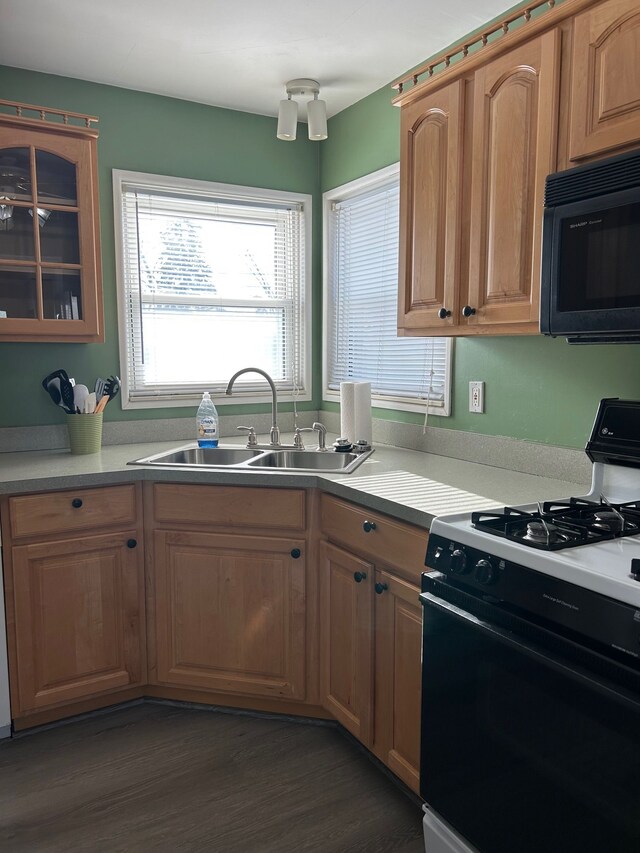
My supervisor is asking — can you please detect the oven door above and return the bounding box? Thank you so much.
[420,584,640,853]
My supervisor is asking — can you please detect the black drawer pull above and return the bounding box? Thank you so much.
[127,539,137,549]
[375,582,388,595]
[353,571,367,583]
[363,520,377,533]
[290,548,301,559]
[71,498,83,509]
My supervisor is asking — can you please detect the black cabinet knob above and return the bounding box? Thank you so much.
[375,582,388,595]
[362,520,377,533]
[71,498,83,508]
[127,539,137,549]
[437,307,451,319]
[290,548,301,559]
[461,305,476,317]
[353,571,367,583]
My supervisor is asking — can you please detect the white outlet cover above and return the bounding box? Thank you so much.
[469,381,484,413]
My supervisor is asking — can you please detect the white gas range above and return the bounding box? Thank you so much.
[419,398,640,853]
[429,455,640,609]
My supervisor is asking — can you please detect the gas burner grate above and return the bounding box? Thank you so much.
[472,498,640,551]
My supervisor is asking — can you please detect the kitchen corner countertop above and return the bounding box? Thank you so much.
[0,437,589,530]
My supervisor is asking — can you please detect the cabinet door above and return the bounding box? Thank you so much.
[467,30,560,330]
[398,80,464,333]
[153,531,306,700]
[570,0,640,161]
[10,532,144,713]
[0,122,102,342]
[320,541,374,745]
[373,570,422,793]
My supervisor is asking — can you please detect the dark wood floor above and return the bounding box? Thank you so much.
[0,703,424,852]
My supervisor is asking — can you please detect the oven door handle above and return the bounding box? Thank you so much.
[421,590,640,710]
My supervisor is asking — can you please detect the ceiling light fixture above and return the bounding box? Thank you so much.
[277,79,328,142]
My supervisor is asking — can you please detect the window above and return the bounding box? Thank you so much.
[323,163,452,415]
[113,170,311,409]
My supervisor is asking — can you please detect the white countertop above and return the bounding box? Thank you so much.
[0,436,589,529]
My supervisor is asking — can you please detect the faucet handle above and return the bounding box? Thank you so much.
[311,421,328,451]
[293,427,308,450]
[237,425,258,447]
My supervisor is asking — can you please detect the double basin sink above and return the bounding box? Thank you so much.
[129,444,373,474]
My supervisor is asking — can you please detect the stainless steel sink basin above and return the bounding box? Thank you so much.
[129,443,373,473]
[246,450,368,472]
[129,446,266,467]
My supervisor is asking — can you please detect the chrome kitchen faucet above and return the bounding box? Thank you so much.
[225,367,282,448]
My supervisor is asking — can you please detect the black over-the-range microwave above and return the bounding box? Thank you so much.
[540,147,640,344]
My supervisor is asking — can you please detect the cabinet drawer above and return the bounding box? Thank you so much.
[9,485,137,540]
[321,495,427,582]
[152,484,306,531]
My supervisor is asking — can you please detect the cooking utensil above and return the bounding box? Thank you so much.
[94,377,106,399]
[42,368,68,393]
[84,392,96,414]
[44,377,62,406]
[95,375,120,414]
[59,374,76,415]
[73,384,89,415]
[42,369,75,414]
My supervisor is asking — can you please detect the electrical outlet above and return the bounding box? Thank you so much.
[469,381,484,413]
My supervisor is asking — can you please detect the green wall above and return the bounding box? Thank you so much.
[4,26,640,451]
[0,65,321,428]
[320,83,640,449]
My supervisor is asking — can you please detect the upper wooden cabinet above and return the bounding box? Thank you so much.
[0,103,103,342]
[398,31,560,337]
[467,31,560,331]
[398,80,464,333]
[569,0,640,161]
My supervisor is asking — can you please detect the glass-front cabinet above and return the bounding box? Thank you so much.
[0,102,103,342]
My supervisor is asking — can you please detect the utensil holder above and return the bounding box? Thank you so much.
[66,413,103,455]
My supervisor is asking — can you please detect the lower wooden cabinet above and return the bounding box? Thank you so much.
[320,540,423,793]
[320,541,374,744]
[373,569,423,792]
[2,479,422,793]
[1,485,146,724]
[152,530,306,700]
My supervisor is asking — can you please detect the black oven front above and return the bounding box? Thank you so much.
[420,573,640,853]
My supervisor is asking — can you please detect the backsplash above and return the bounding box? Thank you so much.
[0,409,590,485]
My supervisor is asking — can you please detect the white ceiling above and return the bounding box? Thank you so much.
[0,0,512,121]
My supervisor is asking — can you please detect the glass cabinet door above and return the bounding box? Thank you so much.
[0,112,103,342]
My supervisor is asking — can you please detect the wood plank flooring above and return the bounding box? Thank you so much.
[0,703,424,852]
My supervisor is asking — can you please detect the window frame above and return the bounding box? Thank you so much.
[113,169,312,410]
[322,163,452,416]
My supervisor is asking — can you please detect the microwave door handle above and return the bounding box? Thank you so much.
[420,591,640,710]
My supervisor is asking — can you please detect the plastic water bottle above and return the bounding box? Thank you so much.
[196,392,219,447]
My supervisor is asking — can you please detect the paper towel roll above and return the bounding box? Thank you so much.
[340,381,372,444]
[353,382,372,444]
[340,382,356,442]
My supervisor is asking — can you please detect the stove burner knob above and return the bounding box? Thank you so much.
[475,558,498,586]
[450,548,469,575]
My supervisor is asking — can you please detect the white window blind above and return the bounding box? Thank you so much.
[113,171,310,409]
[324,166,451,414]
